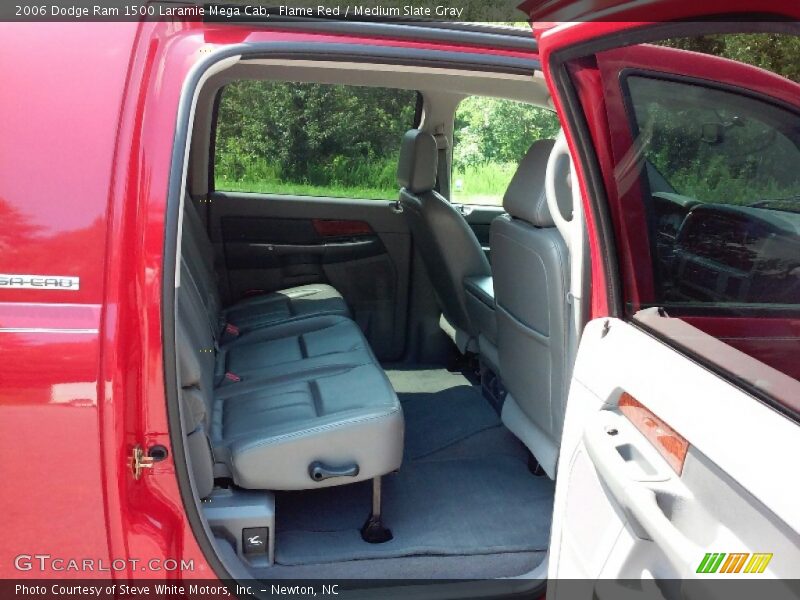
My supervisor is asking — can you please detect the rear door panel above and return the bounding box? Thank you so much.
[208,192,410,360]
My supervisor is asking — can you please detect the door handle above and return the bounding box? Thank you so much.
[583,418,702,579]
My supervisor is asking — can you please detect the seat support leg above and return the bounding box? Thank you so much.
[527,451,546,477]
[360,476,392,544]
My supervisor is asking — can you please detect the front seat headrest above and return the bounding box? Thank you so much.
[397,129,438,194]
[503,138,562,228]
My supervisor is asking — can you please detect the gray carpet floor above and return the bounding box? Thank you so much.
[276,456,554,565]
[265,366,554,576]
[396,382,502,459]
[259,551,546,579]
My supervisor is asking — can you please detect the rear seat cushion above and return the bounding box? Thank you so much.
[179,306,404,491]
[217,315,377,390]
[211,363,403,490]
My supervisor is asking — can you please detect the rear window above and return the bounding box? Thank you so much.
[214,81,419,199]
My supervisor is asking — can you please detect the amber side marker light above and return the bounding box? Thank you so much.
[618,392,689,475]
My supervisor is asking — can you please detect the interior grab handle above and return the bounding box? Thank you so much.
[545,130,576,247]
[546,129,584,356]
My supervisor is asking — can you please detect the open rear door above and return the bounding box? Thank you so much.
[533,10,800,595]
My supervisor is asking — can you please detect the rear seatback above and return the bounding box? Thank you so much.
[176,200,404,494]
[182,198,351,336]
[177,319,216,500]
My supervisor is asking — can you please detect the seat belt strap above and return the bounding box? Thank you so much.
[434,132,450,200]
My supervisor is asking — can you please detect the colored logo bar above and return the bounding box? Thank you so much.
[697,553,773,574]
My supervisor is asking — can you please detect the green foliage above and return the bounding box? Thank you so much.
[213,33,800,207]
[215,81,415,198]
[215,80,560,204]
[453,96,559,170]
[215,156,399,200]
[658,33,800,83]
[643,34,800,205]
[453,97,560,203]
[451,162,517,206]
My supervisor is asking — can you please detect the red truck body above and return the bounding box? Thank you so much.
[0,20,541,579]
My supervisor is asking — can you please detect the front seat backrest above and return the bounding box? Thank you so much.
[397,129,491,352]
[491,138,571,478]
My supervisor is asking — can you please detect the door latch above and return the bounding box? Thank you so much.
[131,445,155,480]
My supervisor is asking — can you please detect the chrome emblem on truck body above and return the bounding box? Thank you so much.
[0,274,80,291]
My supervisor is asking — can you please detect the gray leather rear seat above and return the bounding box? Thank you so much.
[177,205,404,493]
[180,259,374,385]
[177,312,403,491]
[182,198,350,336]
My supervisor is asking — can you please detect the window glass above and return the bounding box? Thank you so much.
[628,76,800,205]
[626,75,800,309]
[214,81,418,199]
[452,97,560,206]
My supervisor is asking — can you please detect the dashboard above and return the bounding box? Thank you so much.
[652,194,800,306]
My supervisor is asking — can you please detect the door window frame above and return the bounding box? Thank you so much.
[165,39,549,592]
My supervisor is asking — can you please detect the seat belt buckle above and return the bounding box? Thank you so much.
[224,372,241,383]
[219,322,240,343]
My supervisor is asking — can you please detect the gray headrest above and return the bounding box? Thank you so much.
[503,139,566,227]
[397,129,437,193]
